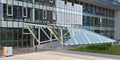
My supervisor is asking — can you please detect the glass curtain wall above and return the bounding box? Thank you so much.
[80,2,115,38]
[0,0,115,48]
[0,0,56,48]
[60,0,114,38]
[0,0,33,48]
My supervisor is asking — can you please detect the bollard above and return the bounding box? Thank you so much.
[35,45,37,52]
[16,47,20,53]
[50,45,53,48]
[26,46,29,52]
[43,46,45,49]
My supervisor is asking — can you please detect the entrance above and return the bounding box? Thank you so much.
[23,34,30,47]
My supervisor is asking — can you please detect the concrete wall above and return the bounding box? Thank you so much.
[114,11,120,41]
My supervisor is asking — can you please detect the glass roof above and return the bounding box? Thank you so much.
[64,27,116,46]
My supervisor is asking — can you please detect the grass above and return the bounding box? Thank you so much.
[70,45,120,55]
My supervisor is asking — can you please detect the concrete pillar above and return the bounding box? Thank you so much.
[114,11,120,41]
[0,3,3,20]
[30,0,35,47]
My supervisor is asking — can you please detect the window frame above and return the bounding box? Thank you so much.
[7,4,13,16]
[22,7,28,17]
[49,0,53,3]
[43,10,47,19]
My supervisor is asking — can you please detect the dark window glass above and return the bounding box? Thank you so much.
[17,6,22,19]
[35,0,40,3]
[64,0,67,4]
[23,7,27,17]
[3,4,7,18]
[8,6,12,14]
[94,17,100,27]
[84,3,89,13]
[72,0,74,6]
[7,5,13,16]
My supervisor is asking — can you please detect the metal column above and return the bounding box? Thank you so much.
[60,27,64,45]
[38,27,41,44]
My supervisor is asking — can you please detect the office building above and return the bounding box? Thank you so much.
[0,0,120,47]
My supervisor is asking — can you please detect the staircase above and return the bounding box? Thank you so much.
[48,28,62,44]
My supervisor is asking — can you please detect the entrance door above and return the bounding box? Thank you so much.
[23,34,30,47]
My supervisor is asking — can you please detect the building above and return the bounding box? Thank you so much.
[0,0,120,48]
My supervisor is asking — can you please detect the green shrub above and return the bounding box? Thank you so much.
[86,43,112,50]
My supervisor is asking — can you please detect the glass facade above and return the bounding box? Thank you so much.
[96,0,120,8]
[0,0,115,47]
[80,1,114,38]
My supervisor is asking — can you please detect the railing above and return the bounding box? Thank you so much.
[24,23,64,45]
[48,28,62,44]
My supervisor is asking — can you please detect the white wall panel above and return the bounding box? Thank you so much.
[18,1,22,6]
[2,0,6,4]
[27,3,32,7]
[56,0,83,26]
[7,0,13,5]
[13,1,18,5]
[23,2,27,7]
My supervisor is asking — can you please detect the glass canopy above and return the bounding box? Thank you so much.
[64,27,116,46]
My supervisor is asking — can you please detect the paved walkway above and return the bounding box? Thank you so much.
[0,47,120,60]
[0,51,119,60]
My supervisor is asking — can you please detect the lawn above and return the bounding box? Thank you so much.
[70,44,120,55]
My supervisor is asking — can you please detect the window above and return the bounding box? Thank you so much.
[35,0,39,2]
[115,0,120,3]
[84,3,89,13]
[53,12,56,20]
[72,0,74,6]
[7,5,13,16]
[95,6,99,15]
[64,0,67,4]
[49,0,53,3]
[43,10,47,19]
[41,0,43,1]
[22,7,27,17]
